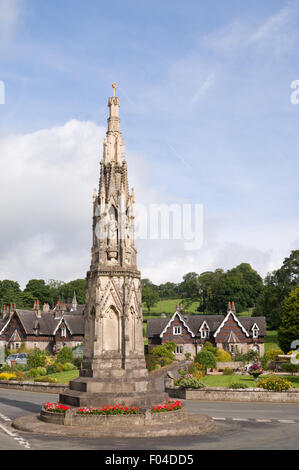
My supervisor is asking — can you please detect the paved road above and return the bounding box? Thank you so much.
[0,388,298,450]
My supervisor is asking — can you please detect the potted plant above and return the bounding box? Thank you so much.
[248,363,263,381]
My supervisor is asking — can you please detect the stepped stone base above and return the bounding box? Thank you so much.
[13,410,216,438]
[59,357,168,408]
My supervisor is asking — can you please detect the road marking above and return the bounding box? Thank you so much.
[277,420,296,424]
[0,413,11,422]
[212,417,226,421]
[0,415,32,450]
[256,419,272,423]
[232,418,249,422]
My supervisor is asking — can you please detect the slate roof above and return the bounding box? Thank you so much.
[147,312,266,339]
[0,308,85,337]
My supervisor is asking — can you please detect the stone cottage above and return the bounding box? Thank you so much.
[147,302,266,359]
[0,293,84,353]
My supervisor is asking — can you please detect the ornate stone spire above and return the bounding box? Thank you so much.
[91,84,136,269]
[60,85,167,409]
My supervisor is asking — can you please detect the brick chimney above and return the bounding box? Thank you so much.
[33,299,42,318]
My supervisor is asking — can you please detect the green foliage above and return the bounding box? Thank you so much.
[222,367,234,375]
[216,349,232,362]
[24,279,51,305]
[36,367,47,376]
[175,377,205,389]
[280,363,299,374]
[34,376,59,383]
[151,342,176,359]
[194,350,217,370]
[46,364,58,374]
[265,349,284,361]
[27,349,48,369]
[62,362,77,371]
[230,382,249,389]
[278,286,299,353]
[254,250,299,329]
[57,346,74,364]
[73,357,82,369]
[142,279,160,313]
[24,368,40,378]
[257,376,293,392]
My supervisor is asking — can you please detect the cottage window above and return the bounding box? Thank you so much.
[61,327,66,338]
[201,329,210,339]
[252,326,259,339]
[173,326,182,335]
[175,345,183,354]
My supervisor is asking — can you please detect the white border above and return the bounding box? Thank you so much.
[213,311,249,338]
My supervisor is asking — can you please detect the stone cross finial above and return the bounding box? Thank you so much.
[112,82,116,97]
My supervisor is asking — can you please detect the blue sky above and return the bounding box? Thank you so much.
[0,0,298,286]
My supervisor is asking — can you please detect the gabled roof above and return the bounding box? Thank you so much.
[213,311,250,338]
[147,311,266,339]
[0,309,85,337]
[159,312,195,338]
[8,330,21,342]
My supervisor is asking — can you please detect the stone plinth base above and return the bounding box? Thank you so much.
[13,409,216,438]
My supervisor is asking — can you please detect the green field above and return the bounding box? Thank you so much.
[46,369,79,383]
[142,298,254,317]
[265,330,279,352]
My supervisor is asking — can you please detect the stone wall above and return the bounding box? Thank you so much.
[166,386,299,403]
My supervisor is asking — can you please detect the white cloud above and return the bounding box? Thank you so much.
[0,120,297,289]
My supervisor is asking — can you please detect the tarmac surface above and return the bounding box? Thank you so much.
[0,388,298,450]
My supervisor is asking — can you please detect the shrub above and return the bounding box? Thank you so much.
[36,367,47,376]
[24,368,40,378]
[265,349,284,362]
[57,347,74,364]
[223,367,234,376]
[35,377,59,383]
[0,372,17,381]
[152,342,176,359]
[257,376,292,392]
[202,342,218,356]
[56,362,64,373]
[62,362,76,371]
[187,362,206,379]
[280,363,299,374]
[216,349,232,362]
[194,350,216,370]
[230,382,249,389]
[14,371,25,381]
[27,349,48,369]
[175,377,205,389]
[73,357,82,369]
[46,364,58,375]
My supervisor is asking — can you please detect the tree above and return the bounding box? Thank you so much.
[278,286,299,353]
[24,279,51,305]
[254,250,299,328]
[141,279,160,313]
[0,280,22,309]
[194,350,217,371]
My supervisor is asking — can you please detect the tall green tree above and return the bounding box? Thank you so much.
[278,286,299,353]
[142,279,160,313]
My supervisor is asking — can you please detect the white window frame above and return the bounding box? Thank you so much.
[61,327,67,338]
[175,345,183,355]
[252,323,259,339]
[173,326,182,336]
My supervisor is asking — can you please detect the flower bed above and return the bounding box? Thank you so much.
[44,402,70,414]
[77,405,139,415]
[257,376,292,392]
[152,400,182,413]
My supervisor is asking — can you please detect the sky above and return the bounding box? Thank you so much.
[0,0,298,288]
